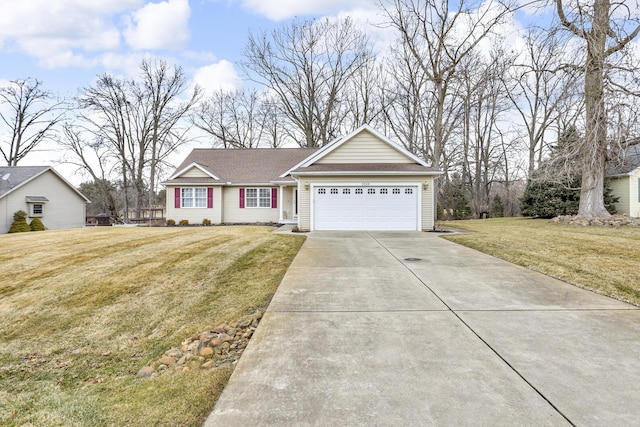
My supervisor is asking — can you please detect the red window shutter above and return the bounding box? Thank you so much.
[239,188,245,208]
[271,188,277,209]
[207,188,213,208]
[174,188,180,208]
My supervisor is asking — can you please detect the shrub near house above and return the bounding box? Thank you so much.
[9,210,30,233]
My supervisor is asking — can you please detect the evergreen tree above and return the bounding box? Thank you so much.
[490,194,505,218]
[441,173,470,220]
[520,178,618,218]
[8,210,30,233]
[29,217,45,231]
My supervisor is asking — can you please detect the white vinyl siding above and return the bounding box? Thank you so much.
[608,176,629,216]
[633,170,640,217]
[182,167,209,178]
[316,130,410,164]
[223,187,279,223]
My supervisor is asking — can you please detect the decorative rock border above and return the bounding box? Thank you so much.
[137,308,265,378]
[550,215,640,227]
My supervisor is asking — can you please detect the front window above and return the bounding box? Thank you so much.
[246,188,271,208]
[181,188,207,208]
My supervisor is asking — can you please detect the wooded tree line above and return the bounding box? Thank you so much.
[1,0,639,220]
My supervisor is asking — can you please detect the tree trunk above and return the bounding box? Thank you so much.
[578,0,610,218]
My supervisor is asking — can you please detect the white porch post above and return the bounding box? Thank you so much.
[279,185,284,222]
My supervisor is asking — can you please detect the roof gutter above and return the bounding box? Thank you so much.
[291,170,444,177]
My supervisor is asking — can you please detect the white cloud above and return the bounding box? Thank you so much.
[124,0,191,50]
[193,60,243,93]
[241,0,375,21]
[0,0,141,67]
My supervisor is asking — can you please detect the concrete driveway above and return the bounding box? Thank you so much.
[204,231,640,426]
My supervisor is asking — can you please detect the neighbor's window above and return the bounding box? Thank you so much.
[181,187,207,208]
[31,204,43,217]
[246,188,271,208]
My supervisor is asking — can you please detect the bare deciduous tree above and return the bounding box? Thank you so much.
[554,0,640,218]
[0,79,66,166]
[72,60,198,220]
[140,60,201,208]
[459,49,513,217]
[241,17,374,147]
[59,124,118,215]
[193,89,273,148]
[503,27,581,177]
[381,0,517,168]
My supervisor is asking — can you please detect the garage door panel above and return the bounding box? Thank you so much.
[313,186,418,231]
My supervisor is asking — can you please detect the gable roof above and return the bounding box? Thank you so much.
[168,162,220,181]
[163,148,319,185]
[607,144,640,177]
[0,166,91,203]
[285,125,441,177]
[283,125,430,177]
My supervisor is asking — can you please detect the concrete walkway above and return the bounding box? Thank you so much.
[204,231,640,426]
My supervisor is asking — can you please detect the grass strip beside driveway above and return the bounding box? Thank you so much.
[0,226,304,427]
[439,218,640,306]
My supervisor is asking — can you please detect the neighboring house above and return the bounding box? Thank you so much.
[163,125,442,231]
[607,144,640,217]
[0,166,91,234]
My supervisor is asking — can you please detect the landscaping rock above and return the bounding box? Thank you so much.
[552,215,640,227]
[140,307,266,378]
[200,347,214,357]
[159,355,176,365]
[137,366,155,378]
[166,348,183,359]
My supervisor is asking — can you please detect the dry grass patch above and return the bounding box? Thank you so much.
[0,226,305,426]
[439,218,640,305]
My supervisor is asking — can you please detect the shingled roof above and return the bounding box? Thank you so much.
[0,166,50,198]
[607,144,640,176]
[164,148,319,185]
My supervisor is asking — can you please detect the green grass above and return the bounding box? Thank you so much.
[439,217,640,305]
[0,226,305,426]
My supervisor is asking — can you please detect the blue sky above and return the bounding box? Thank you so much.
[0,0,384,97]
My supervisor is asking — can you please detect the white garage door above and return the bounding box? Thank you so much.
[313,185,418,231]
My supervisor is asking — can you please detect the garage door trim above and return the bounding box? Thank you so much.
[309,182,422,231]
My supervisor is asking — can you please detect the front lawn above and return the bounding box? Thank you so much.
[0,226,304,426]
[439,217,640,306]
